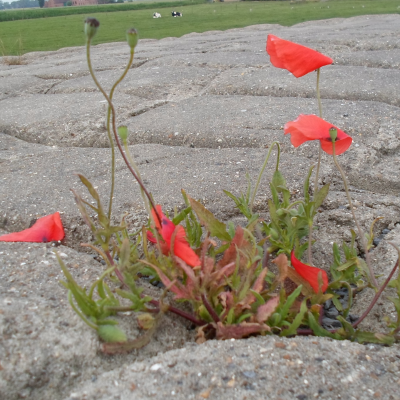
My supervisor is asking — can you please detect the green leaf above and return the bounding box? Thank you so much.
[281,299,308,337]
[307,312,341,339]
[303,165,314,203]
[188,196,231,241]
[172,207,192,225]
[272,170,287,193]
[278,285,303,323]
[313,184,330,209]
[118,238,131,272]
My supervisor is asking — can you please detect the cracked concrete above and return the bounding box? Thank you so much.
[2,13,400,400]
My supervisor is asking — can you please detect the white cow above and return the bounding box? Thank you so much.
[153,12,161,18]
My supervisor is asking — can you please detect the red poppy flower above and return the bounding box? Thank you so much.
[291,251,328,293]
[266,34,333,78]
[147,205,201,267]
[284,114,352,155]
[0,212,65,243]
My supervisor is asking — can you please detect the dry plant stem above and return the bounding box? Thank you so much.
[250,141,280,212]
[86,39,161,226]
[105,48,135,219]
[352,257,399,329]
[331,144,378,288]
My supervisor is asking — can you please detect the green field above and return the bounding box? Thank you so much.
[0,0,399,55]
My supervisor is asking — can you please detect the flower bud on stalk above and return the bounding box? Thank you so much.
[117,126,129,142]
[84,17,100,41]
[126,28,139,50]
[329,127,338,142]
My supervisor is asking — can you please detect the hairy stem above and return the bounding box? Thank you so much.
[148,299,206,326]
[307,221,313,265]
[352,258,399,329]
[308,68,323,265]
[105,49,135,219]
[86,39,161,226]
[201,293,221,323]
[332,143,378,288]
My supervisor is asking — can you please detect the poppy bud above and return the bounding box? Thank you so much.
[84,17,99,40]
[269,228,279,240]
[117,126,129,142]
[329,127,338,142]
[97,324,127,343]
[126,28,139,50]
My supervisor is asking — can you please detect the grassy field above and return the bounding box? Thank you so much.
[0,0,205,22]
[0,0,399,55]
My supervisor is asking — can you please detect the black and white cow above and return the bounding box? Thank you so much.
[153,12,161,18]
[171,11,182,17]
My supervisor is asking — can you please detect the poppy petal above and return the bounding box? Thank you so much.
[267,35,333,78]
[150,205,201,267]
[290,251,328,293]
[284,114,352,155]
[0,212,65,243]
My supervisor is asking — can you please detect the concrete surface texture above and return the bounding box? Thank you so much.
[1,13,400,400]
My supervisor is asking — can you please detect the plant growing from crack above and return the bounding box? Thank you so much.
[59,19,400,353]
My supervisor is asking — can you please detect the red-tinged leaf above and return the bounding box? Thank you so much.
[215,321,270,340]
[212,261,236,284]
[252,268,268,294]
[173,256,198,296]
[256,296,280,323]
[219,291,234,313]
[0,212,64,242]
[188,196,231,241]
[148,264,189,300]
[290,251,329,293]
[266,34,333,78]
[217,226,252,269]
[284,114,352,155]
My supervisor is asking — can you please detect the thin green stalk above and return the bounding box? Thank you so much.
[307,221,313,265]
[106,48,135,219]
[123,139,151,217]
[332,141,378,288]
[308,68,323,265]
[314,68,323,191]
[250,141,280,212]
[86,38,161,226]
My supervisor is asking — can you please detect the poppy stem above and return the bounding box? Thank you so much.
[105,48,135,220]
[316,68,323,118]
[314,68,323,192]
[352,256,398,329]
[85,39,161,226]
[331,143,378,288]
[250,141,280,212]
[307,221,313,266]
